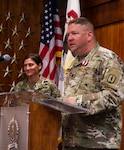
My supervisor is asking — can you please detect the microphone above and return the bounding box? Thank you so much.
[0,54,11,62]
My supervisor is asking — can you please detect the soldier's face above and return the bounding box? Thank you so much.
[23,58,41,77]
[67,23,89,56]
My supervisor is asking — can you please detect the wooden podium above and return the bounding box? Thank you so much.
[0,91,89,150]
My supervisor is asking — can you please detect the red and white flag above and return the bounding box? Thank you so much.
[58,0,81,95]
[39,0,63,85]
[64,0,81,41]
[64,0,81,71]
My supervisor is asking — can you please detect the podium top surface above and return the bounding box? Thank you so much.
[0,91,90,114]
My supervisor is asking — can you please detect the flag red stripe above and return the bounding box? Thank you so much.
[55,34,63,40]
[40,46,48,59]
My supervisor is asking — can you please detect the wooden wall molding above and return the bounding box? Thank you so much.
[82,0,116,9]
[82,0,124,27]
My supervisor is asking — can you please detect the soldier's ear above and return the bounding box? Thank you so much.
[87,31,93,42]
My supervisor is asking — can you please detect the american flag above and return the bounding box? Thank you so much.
[39,0,63,85]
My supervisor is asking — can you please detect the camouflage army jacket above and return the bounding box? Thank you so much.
[62,43,124,149]
[14,76,61,98]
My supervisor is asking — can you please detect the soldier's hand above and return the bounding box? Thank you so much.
[64,97,75,104]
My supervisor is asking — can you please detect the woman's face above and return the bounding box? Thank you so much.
[23,58,42,77]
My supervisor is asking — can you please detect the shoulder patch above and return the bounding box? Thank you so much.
[103,68,121,89]
[107,74,116,83]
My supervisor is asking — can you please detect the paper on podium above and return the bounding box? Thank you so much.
[0,91,90,114]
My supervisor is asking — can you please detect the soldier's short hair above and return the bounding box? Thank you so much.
[68,17,94,32]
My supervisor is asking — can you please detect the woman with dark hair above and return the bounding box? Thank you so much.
[14,53,61,98]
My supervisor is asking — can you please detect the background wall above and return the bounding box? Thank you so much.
[0,0,44,91]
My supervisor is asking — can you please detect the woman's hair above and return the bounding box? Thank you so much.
[23,53,43,66]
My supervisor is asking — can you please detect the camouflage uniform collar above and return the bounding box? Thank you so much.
[24,76,42,84]
[74,43,99,66]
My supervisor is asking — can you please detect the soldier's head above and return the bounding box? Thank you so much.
[23,53,43,77]
[68,17,94,33]
[66,17,96,56]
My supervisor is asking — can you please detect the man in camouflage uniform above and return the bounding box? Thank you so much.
[62,17,124,150]
[14,53,60,98]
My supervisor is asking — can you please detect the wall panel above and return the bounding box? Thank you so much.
[0,0,44,91]
[95,21,124,59]
[82,0,124,27]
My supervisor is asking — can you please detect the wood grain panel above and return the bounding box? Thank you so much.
[81,0,115,9]
[28,102,61,150]
[95,21,124,60]
[0,0,44,91]
[82,0,124,27]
